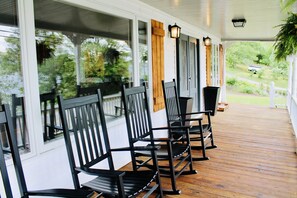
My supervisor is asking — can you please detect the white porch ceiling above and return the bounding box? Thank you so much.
[139,0,289,41]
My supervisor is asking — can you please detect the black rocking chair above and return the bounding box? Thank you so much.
[122,85,197,195]
[162,79,217,161]
[57,90,163,197]
[0,104,97,198]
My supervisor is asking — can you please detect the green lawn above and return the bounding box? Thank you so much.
[226,63,288,107]
[227,92,287,107]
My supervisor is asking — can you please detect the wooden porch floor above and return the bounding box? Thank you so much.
[161,103,297,197]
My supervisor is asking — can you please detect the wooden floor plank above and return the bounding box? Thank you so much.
[193,104,297,198]
[122,104,297,197]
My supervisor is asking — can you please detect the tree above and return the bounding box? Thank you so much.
[226,42,268,68]
[255,54,263,64]
[226,41,289,79]
[0,36,21,75]
[39,54,76,98]
[0,33,23,102]
[81,38,130,82]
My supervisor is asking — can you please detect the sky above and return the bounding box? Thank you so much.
[0,25,18,52]
[0,37,6,52]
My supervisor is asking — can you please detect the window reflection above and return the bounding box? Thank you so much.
[138,21,148,86]
[0,0,30,154]
[34,0,133,142]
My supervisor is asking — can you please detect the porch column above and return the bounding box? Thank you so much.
[220,43,227,103]
[287,57,293,94]
[74,44,82,85]
[293,56,297,153]
[64,33,88,85]
[286,56,294,111]
[293,57,297,99]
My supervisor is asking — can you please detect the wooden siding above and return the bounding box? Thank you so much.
[206,45,212,86]
[151,19,165,112]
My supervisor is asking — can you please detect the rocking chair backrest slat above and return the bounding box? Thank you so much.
[58,92,114,175]
[0,104,28,198]
[0,109,14,198]
[162,80,182,124]
[122,86,152,143]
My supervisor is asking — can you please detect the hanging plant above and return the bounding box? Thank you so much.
[274,13,297,61]
[280,0,297,12]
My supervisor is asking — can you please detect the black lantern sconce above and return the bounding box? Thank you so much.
[168,23,181,38]
[232,18,246,27]
[203,36,212,46]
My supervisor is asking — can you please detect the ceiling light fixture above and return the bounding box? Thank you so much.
[232,18,246,27]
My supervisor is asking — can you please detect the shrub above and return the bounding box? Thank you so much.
[241,86,254,94]
[227,76,269,96]
[227,77,237,86]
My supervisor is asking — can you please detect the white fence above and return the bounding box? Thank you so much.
[269,81,287,108]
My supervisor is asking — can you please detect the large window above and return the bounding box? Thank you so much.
[138,20,148,86]
[33,0,133,142]
[0,0,141,151]
[0,0,30,153]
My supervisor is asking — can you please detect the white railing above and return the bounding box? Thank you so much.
[269,81,287,108]
[102,92,123,117]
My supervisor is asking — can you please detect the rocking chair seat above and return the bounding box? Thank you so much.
[157,144,190,159]
[189,124,211,133]
[134,144,190,159]
[82,170,158,197]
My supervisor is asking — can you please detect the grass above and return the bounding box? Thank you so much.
[227,64,288,88]
[226,63,288,107]
[227,92,287,107]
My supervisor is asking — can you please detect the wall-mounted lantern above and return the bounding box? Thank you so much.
[168,23,181,38]
[203,36,212,46]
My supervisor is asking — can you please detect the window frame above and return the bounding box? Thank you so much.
[17,0,149,155]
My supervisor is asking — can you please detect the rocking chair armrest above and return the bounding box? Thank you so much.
[173,117,203,122]
[111,147,136,152]
[151,126,172,130]
[182,110,212,115]
[27,189,98,198]
[133,145,161,150]
[152,126,190,137]
[111,145,160,152]
[78,167,125,178]
[128,138,171,142]
[138,137,174,142]
[152,125,191,130]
